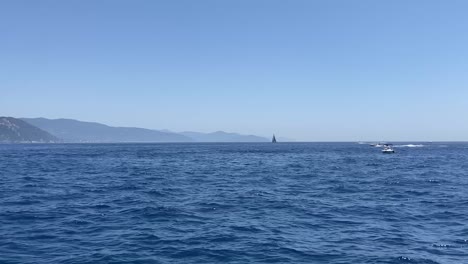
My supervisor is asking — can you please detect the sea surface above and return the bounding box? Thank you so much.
[1,143,468,264]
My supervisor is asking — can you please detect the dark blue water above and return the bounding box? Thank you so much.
[1,143,468,264]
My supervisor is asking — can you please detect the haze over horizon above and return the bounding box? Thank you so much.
[2,1,468,141]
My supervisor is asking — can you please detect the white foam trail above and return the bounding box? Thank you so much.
[395,144,424,147]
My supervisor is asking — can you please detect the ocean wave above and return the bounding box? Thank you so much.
[2,143,468,263]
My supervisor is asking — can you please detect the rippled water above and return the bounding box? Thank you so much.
[1,143,468,263]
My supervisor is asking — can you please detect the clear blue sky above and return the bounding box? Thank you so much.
[1,0,467,141]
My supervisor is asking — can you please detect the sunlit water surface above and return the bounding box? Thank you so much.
[1,143,467,263]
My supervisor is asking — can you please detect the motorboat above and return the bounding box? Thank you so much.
[382,144,395,154]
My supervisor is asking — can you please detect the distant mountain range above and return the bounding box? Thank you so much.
[0,117,59,143]
[6,117,271,143]
[21,118,191,143]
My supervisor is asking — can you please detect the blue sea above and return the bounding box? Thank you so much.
[1,143,468,263]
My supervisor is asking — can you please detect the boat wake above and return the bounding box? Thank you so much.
[395,144,424,148]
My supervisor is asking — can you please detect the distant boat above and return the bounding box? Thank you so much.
[382,144,395,154]
[370,142,385,147]
[272,134,277,143]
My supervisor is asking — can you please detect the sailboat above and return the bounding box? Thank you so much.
[272,134,277,143]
